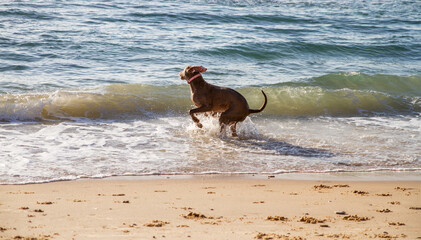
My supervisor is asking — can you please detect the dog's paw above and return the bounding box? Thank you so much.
[197,123,203,128]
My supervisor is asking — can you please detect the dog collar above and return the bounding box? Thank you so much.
[186,66,207,84]
[187,73,202,84]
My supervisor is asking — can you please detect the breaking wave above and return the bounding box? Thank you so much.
[1,73,420,121]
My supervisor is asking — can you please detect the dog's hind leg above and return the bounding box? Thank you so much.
[219,110,240,137]
[219,121,238,137]
[230,122,238,137]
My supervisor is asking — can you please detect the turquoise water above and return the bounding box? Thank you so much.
[1,0,420,184]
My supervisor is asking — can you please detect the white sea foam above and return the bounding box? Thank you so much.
[1,114,420,184]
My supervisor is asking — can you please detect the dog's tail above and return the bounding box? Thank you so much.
[248,90,267,114]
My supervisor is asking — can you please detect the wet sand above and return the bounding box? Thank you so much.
[1,176,420,240]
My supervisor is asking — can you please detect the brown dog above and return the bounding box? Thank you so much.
[180,65,267,136]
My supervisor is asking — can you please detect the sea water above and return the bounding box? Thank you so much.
[1,0,420,184]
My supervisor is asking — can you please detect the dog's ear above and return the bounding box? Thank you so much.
[191,66,207,74]
[196,66,207,73]
[187,66,199,75]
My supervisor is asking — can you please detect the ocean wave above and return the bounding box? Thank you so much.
[0,64,30,72]
[272,73,421,96]
[0,8,56,20]
[197,41,420,60]
[0,73,420,121]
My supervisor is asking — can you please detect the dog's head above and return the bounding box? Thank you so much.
[179,66,207,81]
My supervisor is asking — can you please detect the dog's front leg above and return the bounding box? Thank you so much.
[189,106,212,128]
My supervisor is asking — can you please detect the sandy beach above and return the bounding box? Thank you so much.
[1,175,420,240]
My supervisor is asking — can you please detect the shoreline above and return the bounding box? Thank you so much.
[3,171,421,186]
[1,176,420,239]
[104,171,421,182]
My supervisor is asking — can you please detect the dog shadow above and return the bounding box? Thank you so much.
[187,115,335,158]
[224,135,335,158]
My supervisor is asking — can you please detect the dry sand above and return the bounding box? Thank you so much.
[1,176,420,240]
